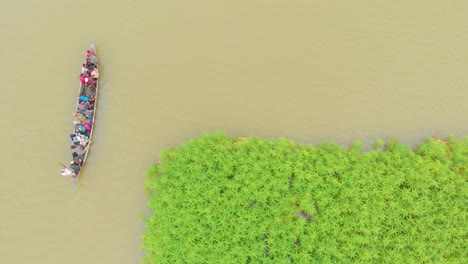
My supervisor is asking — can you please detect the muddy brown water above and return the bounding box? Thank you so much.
[1,1,467,263]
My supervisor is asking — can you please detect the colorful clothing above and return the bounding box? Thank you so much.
[83,122,92,131]
[77,124,86,133]
[70,135,80,143]
[79,103,89,111]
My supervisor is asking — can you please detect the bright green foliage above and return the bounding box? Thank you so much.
[143,132,468,263]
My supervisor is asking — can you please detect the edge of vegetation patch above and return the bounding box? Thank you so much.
[142,132,467,263]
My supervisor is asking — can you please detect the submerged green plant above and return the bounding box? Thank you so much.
[142,132,467,263]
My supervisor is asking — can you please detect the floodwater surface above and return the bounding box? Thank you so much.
[0,1,467,263]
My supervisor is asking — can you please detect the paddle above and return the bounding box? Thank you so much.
[84,140,93,152]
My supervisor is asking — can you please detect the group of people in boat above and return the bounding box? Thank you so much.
[61,49,99,178]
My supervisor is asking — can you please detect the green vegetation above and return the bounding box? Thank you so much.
[143,132,467,263]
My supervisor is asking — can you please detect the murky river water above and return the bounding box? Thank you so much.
[1,1,467,263]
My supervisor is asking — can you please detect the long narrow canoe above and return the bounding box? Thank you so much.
[71,42,99,184]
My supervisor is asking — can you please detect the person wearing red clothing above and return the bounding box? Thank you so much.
[84,76,95,85]
[86,50,95,57]
[79,74,86,84]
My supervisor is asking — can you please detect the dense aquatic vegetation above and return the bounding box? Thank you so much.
[143,133,467,263]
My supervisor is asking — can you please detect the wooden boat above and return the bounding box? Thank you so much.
[66,42,99,184]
